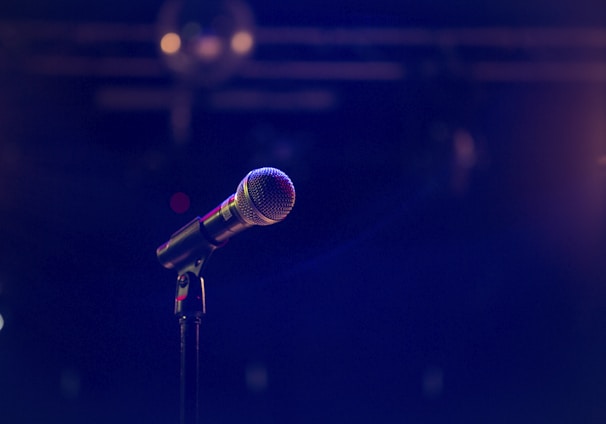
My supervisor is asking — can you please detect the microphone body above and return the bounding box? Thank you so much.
[157,167,295,273]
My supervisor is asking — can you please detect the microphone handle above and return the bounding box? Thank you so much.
[200,194,252,244]
[156,217,219,273]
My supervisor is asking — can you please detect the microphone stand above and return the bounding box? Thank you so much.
[158,217,221,424]
[156,169,295,424]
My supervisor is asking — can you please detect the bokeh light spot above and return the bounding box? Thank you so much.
[60,368,81,400]
[231,31,253,55]
[422,366,444,398]
[0,313,4,332]
[182,22,201,39]
[246,362,268,393]
[453,129,477,169]
[170,192,191,214]
[161,32,182,55]
[195,35,223,60]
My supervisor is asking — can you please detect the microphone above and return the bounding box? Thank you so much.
[157,167,296,273]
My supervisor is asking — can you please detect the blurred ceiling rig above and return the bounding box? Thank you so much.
[1,0,606,142]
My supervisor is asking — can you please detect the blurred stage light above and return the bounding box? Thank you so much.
[194,35,223,60]
[60,369,81,400]
[231,31,253,55]
[157,0,255,86]
[0,313,4,332]
[160,32,182,55]
[453,129,477,170]
[422,366,443,398]
[245,362,268,393]
[452,129,478,195]
[170,192,191,214]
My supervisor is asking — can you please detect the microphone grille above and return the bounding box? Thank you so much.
[235,167,296,226]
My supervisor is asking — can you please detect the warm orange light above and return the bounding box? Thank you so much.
[160,32,182,55]
[231,31,254,55]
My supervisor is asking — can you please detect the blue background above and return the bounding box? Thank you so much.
[1,1,606,423]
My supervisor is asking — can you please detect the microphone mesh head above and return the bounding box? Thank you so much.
[235,167,296,226]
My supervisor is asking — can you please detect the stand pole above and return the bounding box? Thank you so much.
[179,315,201,424]
[175,271,207,424]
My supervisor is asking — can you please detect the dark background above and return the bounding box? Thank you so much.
[2,1,606,423]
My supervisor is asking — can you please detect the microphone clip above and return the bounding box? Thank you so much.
[175,271,206,318]
[156,217,217,317]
